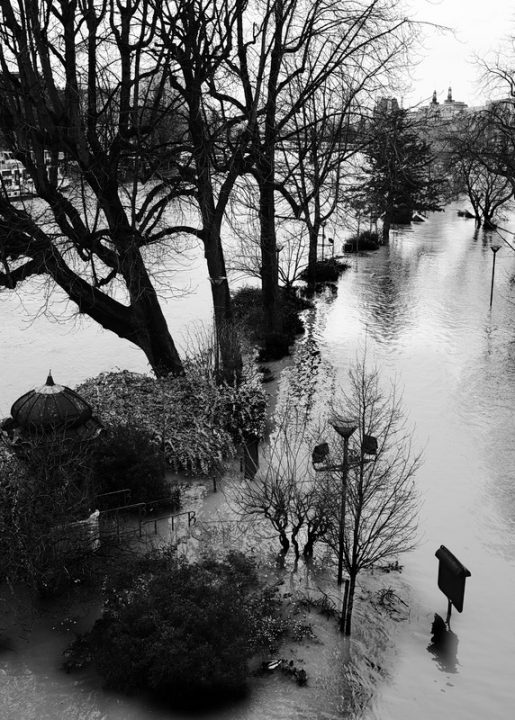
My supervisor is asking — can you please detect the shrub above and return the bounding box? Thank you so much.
[92,424,171,504]
[89,550,285,708]
[344,230,380,253]
[232,286,312,360]
[215,376,267,442]
[298,257,350,282]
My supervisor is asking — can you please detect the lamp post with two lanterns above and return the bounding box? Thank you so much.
[328,416,357,588]
[327,416,378,632]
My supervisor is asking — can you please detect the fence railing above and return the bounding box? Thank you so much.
[141,510,197,537]
[99,501,196,542]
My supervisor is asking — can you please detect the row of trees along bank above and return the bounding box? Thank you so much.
[0,0,418,380]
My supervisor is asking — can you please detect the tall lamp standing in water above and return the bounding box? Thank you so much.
[490,240,502,308]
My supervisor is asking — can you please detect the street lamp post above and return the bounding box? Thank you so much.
[489,241,502,308]
[314,423,378,633]
[329,417,357,587]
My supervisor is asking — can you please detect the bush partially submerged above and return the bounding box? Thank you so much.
[344,230,380,253]
[88,550,285,708]
[299,258,350,283]
[76,365,266,476]
[232,286,312,361]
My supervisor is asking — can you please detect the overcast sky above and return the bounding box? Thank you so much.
[404,0,515,108]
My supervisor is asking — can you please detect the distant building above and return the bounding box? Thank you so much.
[407,87,472,165]
[374,96,400,116]
[411,87,468,123]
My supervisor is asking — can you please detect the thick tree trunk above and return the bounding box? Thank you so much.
[203,228,243,385]
[382,213,392,243]
[258,171,281,336]
[118,242,185,377]
[130,283,185,377]
[306,226,318,290]
[187,79,243,385]
[303,535,315,558]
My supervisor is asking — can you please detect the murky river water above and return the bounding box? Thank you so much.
[1,203,515,718]
[323,208,515,720]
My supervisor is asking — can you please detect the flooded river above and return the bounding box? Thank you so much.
[322,207,515,720]
[1,203,515,718]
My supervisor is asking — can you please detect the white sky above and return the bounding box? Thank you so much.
[404,0,515,108]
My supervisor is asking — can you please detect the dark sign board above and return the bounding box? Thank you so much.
[435,545,471,613]
[362,434,378,455]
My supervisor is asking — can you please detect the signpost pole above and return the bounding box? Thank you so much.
[446,599,452,626]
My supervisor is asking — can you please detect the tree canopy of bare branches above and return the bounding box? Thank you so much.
[0,0,197,376]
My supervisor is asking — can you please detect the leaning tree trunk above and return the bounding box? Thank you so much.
[131,289,185,377]
[47,243,184,378]
[121,242,185,377]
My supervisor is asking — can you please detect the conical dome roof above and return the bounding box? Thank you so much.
[10,372,93,431]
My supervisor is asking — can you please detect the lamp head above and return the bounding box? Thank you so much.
[329,415,357,440]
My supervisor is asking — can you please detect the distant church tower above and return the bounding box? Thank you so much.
[445,86,453,103]
[431,90,439,105]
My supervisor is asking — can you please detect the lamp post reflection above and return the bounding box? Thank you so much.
[489,240,502,308]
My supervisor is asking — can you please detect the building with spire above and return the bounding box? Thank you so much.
[418,86,469,122]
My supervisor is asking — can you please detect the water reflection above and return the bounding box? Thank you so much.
[427,614,459,674]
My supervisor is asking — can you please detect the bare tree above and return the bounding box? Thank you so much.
[278,9,414,287]
[320,361,421,635]
[150,0,270,382]
[226,0,415,314]
[0,0,192,376]
[446,44,515,207]
[451,154,512,229]
[229,399,327,559]
[438,110,512,228]
[230,354,420,636]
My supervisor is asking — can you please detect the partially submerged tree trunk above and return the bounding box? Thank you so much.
[382,213,392,243]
